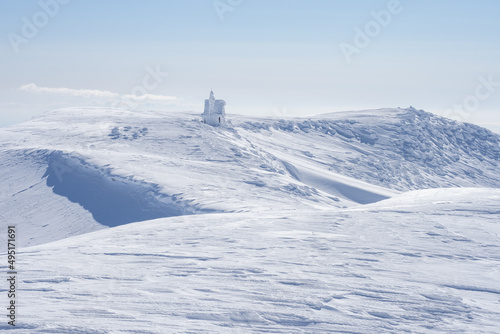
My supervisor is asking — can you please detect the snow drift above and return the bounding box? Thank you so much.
[0,107,498,247]
[0,106,499,333]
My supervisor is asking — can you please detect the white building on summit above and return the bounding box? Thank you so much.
[202,91,226,126]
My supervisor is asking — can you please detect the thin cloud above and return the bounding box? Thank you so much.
[20,83,179,102]
[20,83,119,99]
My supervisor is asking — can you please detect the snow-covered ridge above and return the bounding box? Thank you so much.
[1,107,500,333]
[234,108,500,190]
[0,107,499,247]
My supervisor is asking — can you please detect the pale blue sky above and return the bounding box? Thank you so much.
[1,0,499,132]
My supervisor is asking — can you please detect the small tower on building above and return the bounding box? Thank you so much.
[202,90,226,126]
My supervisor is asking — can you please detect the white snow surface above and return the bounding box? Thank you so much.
[0,107,499,333]
[1,107,498,247]
[7,188,500,333]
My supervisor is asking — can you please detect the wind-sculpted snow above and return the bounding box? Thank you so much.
[0,147,208,247]
[44,151,197,227]
[235,108,500,191]
[0,107,499,332]
[0,149,104,247]
[0,107,498,248]
[9,188,500,333]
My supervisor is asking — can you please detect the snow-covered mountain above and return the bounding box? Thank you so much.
[0,107,498,247]
[0,107,499,333]
[238,107,500,191]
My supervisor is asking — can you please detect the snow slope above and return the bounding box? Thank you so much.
[5,188,500,333]
[0,107,499,332]
[0,107,498,247]
[236,108,500,191]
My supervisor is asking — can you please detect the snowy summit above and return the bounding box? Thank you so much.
[202,90,226,126]
[0,107,499,333]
